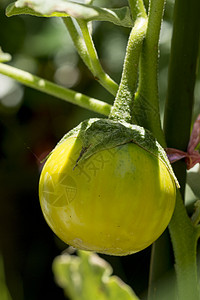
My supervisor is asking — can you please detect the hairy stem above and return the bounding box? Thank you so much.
[109,17,147,123]
[133,0,166,146]
[128,0,147,21]
[0,63,111,116]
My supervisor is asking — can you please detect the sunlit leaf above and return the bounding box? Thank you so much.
[53,250,139,300]
[6,1,133,27]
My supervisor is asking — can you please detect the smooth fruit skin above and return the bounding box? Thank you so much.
[39,137,176,255]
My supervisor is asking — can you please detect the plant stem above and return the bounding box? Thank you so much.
[164,0,200,154]
[109,17,147,123]
[128,0,147,21]
[0,63,111,116]
[168,191,199,300]
[63,18,118,96]
[162,0,200,299]
[76,19,118,96]
[148,230,177,300]
[63,17,118,96]
[62,17,92,70]
[133,0,166,146]
[142,0,174,298]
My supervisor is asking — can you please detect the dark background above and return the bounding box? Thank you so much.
[0,0,199,299]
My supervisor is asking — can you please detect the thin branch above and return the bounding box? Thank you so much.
[0,63,111,116]
[63,17,118,96]
[76,19,118,96]
[62,17,92,70]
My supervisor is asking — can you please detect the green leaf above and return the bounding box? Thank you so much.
[52,250,139,300]
[0,48,12,63]
[6,1,133,28]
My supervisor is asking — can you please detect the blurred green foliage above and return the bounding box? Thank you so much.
[53,250,139,300]
[0,1,200,300]
[0,255,13,300]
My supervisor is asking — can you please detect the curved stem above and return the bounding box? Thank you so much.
[109,17,147,123]
[133,0,166,146]
[0,63,111,116]
[128,0,147,21]
[62,17,92,70]
[76,19,118,96]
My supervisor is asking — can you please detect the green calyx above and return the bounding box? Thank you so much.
[52,118,179,188]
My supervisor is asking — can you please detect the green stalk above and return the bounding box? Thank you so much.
[133,0,166,146]
[141,1,173,298]
[128,0,147,21]
[148,230,177,300]
[109,17,147,123]
[63,17,118,96]
[62,17,92,70]
[0,63,111,116]
[76,19,118,96]
[163,0,200,298]
[149,0,200,297]
[169,191,199,300]
[164,0,200,154]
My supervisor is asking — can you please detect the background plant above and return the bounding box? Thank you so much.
[0,0,200,299]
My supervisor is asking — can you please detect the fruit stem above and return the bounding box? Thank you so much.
[109,17,147,123]
[132,0,166,146]
[0,63,111,116]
